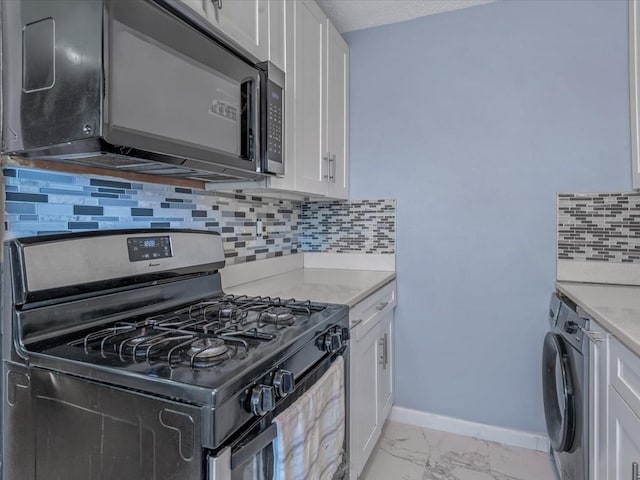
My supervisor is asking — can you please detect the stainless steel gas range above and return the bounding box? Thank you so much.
[0,229,349,479]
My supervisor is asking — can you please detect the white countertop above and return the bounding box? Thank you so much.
[556,281,640,356]
[226,268,397,307]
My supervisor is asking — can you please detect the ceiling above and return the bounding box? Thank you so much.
[315,0,495,34]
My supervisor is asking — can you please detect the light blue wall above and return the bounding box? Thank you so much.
[345,0,631,433]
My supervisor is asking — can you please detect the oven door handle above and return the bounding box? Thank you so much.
[230,423,278,470]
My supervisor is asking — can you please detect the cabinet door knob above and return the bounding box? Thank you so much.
[633,462,639,480]
[217,0,222,9]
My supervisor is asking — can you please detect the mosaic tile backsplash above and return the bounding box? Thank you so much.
[557,193,640,263]
[3,167,397,263]
[301,199,396,254]
[3,167,301,264]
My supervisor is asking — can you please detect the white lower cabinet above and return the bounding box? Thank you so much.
[352,319,381,476]
[590,324,640,480]
[607,387,640,480]
[349,281,396,479]
[377,311,393,423]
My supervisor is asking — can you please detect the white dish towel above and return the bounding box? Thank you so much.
[273,356,345,480]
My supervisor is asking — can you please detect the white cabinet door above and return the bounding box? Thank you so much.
[630,0,640,189]
[325,20,349,200]
[292,0,327,196]
[607,387,640,480]
[267,0,285,71]
[178,0,268,61]
[215,0,269,61]
[377,311,394,424]
[178,0,210,19]
[351,321,381,478]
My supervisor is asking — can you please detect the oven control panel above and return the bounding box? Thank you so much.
[127,235,172,262]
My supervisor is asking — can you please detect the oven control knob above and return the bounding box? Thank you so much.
[273,369,295,397]
[322,332,342,353]
[250,385,275,416]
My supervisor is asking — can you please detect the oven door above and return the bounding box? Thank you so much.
[209,351,349,480]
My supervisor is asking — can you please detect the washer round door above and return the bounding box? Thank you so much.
[542,331,576,452]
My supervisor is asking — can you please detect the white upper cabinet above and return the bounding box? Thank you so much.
[292,0,327,196]
[325,20,349,199]
[267,0,285,72]
[279,0,349,199]
[630,0,640,188]
[178,0,269,61]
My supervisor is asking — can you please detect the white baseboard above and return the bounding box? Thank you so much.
[389,406,550,453]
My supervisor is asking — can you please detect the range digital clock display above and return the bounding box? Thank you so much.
[127,236,172,262]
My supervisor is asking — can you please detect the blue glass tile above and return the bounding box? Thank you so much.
[19,214,39,221]
[83,186,99,192]
[40,188,86,196]
[6,202,36,214]
[166,198,184,203]
[92,216,120,221]
[68,221,99,229]
[175,187,192,194]
[90,179,132,190]
[91,192,118,198]
[161,202,170,208]
[97,198,138,207]
[37,230,71,235]
[131,183,144,190]
[6,192,48,202]
[192,210,207,217]
[120,195,132,199]
[169,202,196,209]
[74,205,104,215]
[5,185,18,192]
[9,221,68,231]
[98,187,126,194]
[37,203,74,215]
[151,222,171,228]
[131,208,153,216]
[3,168,17,177]
[18,169,75,184]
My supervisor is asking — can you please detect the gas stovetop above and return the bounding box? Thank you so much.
[67,294,328,369]
[27,290,347,406]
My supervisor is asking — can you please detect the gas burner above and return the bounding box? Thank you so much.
[188,337,229,359]
[125,329,154,346]
[261,306,294,324]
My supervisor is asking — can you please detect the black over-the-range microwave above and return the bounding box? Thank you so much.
[1,0,285,182]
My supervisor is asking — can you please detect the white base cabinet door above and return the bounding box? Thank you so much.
[352,321,382,478]
[607,387,640,480]
[349,281,396,479]
[377,311,394,423]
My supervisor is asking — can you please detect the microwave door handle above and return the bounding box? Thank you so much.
[230,423,278,470]
[240,77,258,162]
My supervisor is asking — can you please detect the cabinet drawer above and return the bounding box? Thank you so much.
[609,337,640,417]
[350,280,396,340]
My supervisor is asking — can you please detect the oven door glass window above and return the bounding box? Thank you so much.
[231,424,276,480]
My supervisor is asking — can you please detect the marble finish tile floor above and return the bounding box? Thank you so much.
[360,421,558,480]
